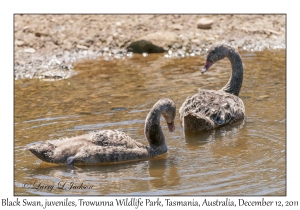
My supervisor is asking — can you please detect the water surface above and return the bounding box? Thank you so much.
[14,49,286,195]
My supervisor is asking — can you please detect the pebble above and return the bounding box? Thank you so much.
[172,24,183,30]
[16,60,26,65]
[191,39,201,45]
[15,40,25,47]
[76,44,88,50]
[24,48,36,53]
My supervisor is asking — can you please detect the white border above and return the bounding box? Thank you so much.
[2,0,298,209]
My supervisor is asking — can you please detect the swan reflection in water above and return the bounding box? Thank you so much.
[24,154,180,195]
[184,119,245,147]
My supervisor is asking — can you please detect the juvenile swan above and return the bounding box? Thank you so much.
[179,43,245,131]
[28,98,176,166]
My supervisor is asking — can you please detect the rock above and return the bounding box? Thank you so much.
[63,41,73,50]
[15,40,25,47]
[76,44,88,50]
[35,32,49,37]
[197,18,214,29]
[265,29,281,35]
[172,24,183,30]
[205,37,215,41]
[16,60,26,65]
[191,39,201,45]
[138,31,177,48]
[127,40,166,54]
[22,26,30,32]
[127,31,178,53]
[24,48,36,53]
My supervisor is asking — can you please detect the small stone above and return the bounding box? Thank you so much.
[22,26,29,31]
[191,39,201,45]
[16,60,26,65]
[172,24,183,30]
[15,40,25,47]
[197,18,214,29]
[76,44,88,50]
[24,48,36,53]
[205,37,215,41]
[35,32,42,37]
[266,29,281,35]
[103,47,109,52]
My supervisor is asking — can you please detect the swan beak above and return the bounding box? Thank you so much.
[167,121,175,132]
[28,145,44,161]
[28,146,36,154]
[202,61,213,74]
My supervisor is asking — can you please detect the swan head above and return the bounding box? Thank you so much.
[202,43,231,74]
[28,142,55,162]
[145,98,176,148]
[160,98,176,132]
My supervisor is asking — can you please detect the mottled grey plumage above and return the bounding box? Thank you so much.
[28,98,176,166]
[179,43,245,131]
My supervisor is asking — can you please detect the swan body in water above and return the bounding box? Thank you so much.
[28,98,176,166]
[179,43,245,131]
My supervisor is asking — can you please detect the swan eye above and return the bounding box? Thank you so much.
[211,50,216,55]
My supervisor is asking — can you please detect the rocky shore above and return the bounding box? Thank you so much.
[14,14,285,80]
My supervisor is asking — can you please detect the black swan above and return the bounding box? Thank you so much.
[28,98,176,166]
[179,43,245,131]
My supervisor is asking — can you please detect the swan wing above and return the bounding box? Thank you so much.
[91,130,145,149]
[179,90,245,130]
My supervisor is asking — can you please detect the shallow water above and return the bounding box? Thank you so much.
[14,49,286,195]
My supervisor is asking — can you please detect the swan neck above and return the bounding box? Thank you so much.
[144,105,166,150]
[221,50,243,96]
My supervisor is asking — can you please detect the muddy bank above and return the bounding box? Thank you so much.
[14,14,286,80]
